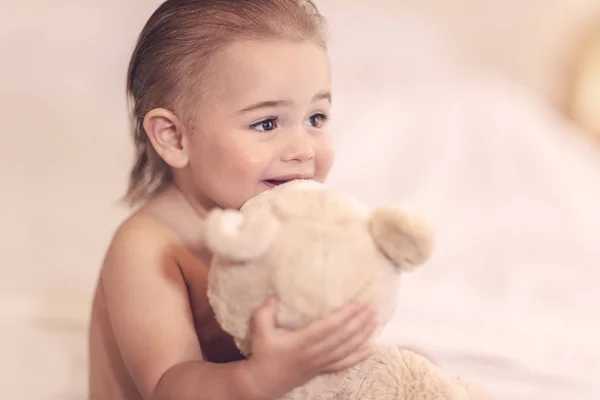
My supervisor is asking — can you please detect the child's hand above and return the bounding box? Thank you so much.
[242,298,377,399]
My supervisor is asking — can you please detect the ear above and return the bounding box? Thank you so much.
[143,108,189,169]
[368,206,434,271]
[204,205,280,262]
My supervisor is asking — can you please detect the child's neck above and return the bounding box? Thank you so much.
[172,176,222,217]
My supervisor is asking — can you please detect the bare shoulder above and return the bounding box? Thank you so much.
[100,209,197,306]
[107,211,182,256]
[101,208,199,278]
[103,207,208,284]
[99,210,204,398]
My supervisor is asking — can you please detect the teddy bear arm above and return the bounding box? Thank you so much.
[342,347,475,400]
[279,374,347,400]
[278,348,493,400]
[392,349,494,400]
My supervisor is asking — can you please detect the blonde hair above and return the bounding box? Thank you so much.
[124,0,327,206]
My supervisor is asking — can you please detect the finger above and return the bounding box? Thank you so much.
[313,306,376,355]
[251,297,278,336]
[322,345,375,373]
[320,316,377,364]
[297,302,364,345]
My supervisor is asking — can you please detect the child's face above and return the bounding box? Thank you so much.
[182,39,334,210]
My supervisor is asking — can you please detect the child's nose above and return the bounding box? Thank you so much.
[280,132,315,162]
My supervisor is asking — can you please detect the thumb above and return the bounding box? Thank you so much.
[252,297,278,335]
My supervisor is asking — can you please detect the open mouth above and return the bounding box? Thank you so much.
[263,179,290,188]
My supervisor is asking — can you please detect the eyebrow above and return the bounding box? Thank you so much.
[236,91,332,114]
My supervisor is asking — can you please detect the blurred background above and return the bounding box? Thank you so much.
[2,0,600,398]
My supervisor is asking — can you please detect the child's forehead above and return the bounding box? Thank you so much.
[203,39,331,104]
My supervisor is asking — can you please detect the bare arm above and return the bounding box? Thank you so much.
[101,216,267,400]
[153,360,268,400]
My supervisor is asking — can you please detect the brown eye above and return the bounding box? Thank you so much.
[307,113,328,128]
[251,118,278,132]
[261,120,275,130]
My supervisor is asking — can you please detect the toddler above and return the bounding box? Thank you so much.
[88,1,377,399]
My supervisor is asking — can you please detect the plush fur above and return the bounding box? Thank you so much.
[204,179,492,400]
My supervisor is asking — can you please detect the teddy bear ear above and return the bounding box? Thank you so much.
[368,206,434,271]
[204,206,280,262]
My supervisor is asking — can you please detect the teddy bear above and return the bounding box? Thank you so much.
[203,179,493,400]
